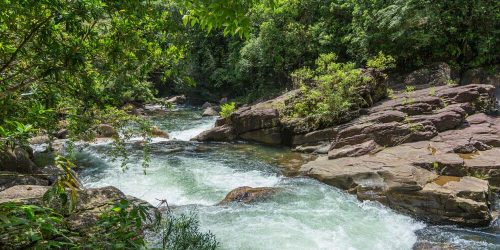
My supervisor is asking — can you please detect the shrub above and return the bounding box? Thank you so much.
[220,102,236,118]
[366,52,396,71]
[286,53,377,124]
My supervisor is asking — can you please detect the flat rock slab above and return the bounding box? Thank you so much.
[301,153,493,226]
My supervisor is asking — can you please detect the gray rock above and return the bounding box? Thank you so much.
[96,124,117,138]
[202,106,219,117]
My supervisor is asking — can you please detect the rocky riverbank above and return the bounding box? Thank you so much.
[193,65,500,227]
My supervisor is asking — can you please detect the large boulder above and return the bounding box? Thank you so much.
[386,62,458,90]
[301,155,492,226]
[202,106,219,117]
[218,186,278,205]
[96,124,117,138]
[0,185,156,234]
[460,66,500,87]
[151,126,169,138]
[192,125,235,142]
[0,146,37,174]
[0,172,48,192]
[167,95,187,104]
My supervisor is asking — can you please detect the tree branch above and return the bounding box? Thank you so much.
[0,15,52,74]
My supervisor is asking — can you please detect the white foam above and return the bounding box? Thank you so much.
[169,116,217,141]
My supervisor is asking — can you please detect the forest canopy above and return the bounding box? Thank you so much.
[1,0,498,146]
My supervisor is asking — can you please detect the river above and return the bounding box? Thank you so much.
[76,106,499,249]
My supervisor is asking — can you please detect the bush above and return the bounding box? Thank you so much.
[286,53,374,122]
[0,198,219,249]
[220,102,236,118]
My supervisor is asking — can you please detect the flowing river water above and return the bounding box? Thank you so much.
[74,107,499,249]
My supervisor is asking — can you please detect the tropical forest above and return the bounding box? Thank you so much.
[0,0,499,249]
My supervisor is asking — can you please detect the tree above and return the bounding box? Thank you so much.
[0,0,267,148]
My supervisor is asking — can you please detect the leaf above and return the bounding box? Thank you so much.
[182,15,189,26]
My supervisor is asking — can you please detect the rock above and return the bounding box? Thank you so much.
[0,185,50,204]
[219,97,228,105]
[230,108,281,134]
[214,117,226,127]
[56,128,69,139]
[0,146,37,174]
[324,84,497,156]
[0,185,157,234]
[151,126,169,138]
[192,125,235,142]
[29,135,50,144]
[0,172,48,192]
[96,124,117,138]
[201,102,213,109]
[387,62,457,90]
[328,140,379,159]
[301,156,492,226]
[239,127,282,145]
[218,186,277,205]
[461,66,500,87]
[143,104,168,116]
[202,106,219,116]
[167,95,187,104]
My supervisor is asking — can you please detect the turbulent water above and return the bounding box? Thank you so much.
[76,106,500,250]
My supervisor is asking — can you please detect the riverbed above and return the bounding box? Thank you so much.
[76,107,499,249]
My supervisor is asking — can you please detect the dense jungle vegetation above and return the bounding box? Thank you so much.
[0,0,498,248]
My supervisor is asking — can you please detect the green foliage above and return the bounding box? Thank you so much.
[0,121,33,148]
[0,203,77,249]
[156,213,219,250]
[42,155,81,215]
[286,53,375,125]
[179,0,498,101]
[220,102,236,118]
[387,88,395,99]
[1,199,218,249]
[84,199,155,249]
[366,52,396,71]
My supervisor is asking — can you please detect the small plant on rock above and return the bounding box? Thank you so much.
[220,102,236,119]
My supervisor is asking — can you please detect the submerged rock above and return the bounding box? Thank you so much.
[218,186,277,205]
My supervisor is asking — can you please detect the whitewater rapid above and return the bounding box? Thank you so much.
[77,106,499,250]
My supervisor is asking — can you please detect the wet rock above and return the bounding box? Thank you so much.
[202,106,219,117]
[96,124,117,138]
[239,127,282,145]
[201,102,213,109]
[192,125,235,142]
[151,126,169,138]
[230,108,280,134]
[167,95,187,104]
[218,186,277,205]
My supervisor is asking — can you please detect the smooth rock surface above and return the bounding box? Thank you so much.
[218,186,277,205]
